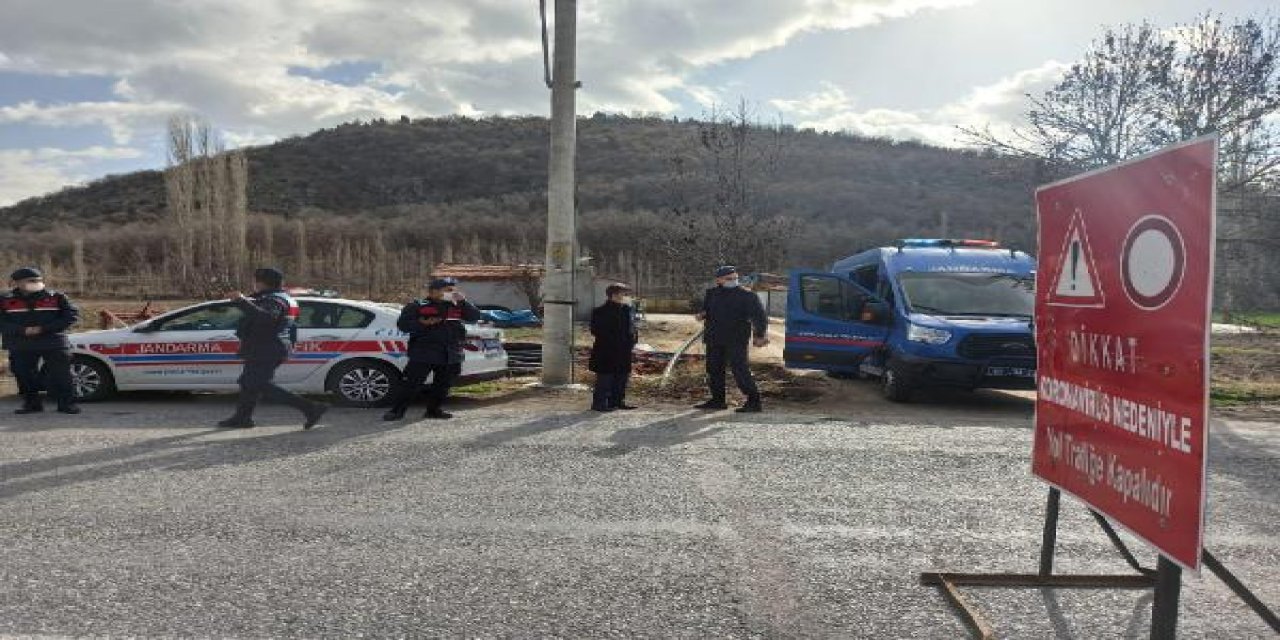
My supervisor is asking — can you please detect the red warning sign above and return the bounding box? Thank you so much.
[1032,136,1217,571]
[1047,212,1106,307]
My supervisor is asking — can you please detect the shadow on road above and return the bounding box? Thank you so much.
[788,378,1036,426]
[0,411,421,501]
[464,410,600,449]
[592,410,727,458]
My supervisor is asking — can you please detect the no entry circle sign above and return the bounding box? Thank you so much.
[1122,215,1185,310]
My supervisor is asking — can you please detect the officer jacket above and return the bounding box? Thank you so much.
[700,286,768,346]
[0,288,80,352]
[233,289,299,359]
[588,301,638,374]
[396,298,483,365]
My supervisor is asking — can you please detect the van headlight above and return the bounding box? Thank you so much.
[907,324,951,345]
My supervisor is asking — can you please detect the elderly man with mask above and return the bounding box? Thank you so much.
[383,277,483,421]
[694,265,769,413]
[1,266,81,415]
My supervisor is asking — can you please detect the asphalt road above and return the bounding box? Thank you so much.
[0,385,1276,639]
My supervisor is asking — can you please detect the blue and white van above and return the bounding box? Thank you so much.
[784,239,1036,402]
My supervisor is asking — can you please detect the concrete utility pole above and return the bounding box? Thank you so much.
[541,0,578,386]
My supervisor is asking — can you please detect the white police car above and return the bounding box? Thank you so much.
[67,297,508,407]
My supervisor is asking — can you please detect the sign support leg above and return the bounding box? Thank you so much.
[1090,510,1154,575]
[1149,556,1182,640]
[1038,488,1061,577]
[1201,550,1280,633]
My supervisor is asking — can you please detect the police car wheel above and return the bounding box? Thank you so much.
[70,356,116,402]
[328,360,401,408]
[881,360,914,403]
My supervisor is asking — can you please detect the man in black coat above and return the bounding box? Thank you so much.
[589,283,639,412]
[1,267,81,414]
[695,265,769,413]
[218,267,327,429]
[383,277,483,421]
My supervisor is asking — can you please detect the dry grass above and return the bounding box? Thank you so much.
[1211,332,1280,405]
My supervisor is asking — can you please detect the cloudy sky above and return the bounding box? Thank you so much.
[0,0,1273,205]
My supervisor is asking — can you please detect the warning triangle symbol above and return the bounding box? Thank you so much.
[1047,213,1106,308]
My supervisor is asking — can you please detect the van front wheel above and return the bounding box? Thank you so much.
[882,359,914,403]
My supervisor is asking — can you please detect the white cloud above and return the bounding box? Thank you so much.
[0,146,144,206]
[0,0,987,202]
[0,100,183,144]
[771,60,1069,146]
[0,0,977,144]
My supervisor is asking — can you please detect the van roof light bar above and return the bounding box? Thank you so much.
[897,238,1002,249]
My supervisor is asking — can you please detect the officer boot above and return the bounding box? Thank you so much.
[382,401,408,422]
[423,401,452,420]
[302,402,327,430]
[56,402,81,415]
[217,402,256,428]
[15,394,43,415]
[735,395,763,413]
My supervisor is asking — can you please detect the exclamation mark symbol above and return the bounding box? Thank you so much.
[1070,241,1080,291]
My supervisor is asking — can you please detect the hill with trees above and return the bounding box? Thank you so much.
[0,114,1042,297]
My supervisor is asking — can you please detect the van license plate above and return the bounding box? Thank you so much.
[987,366,1035,378]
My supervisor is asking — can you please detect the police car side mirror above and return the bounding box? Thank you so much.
[862,301,891,325]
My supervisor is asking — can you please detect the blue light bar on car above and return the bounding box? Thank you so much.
[899,238,1002,248]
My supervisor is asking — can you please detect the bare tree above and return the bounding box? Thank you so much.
[164,115,251,295]
[964,13,1280,190]
[1148,15,1280,187]
[514,264,544,310]
[660,100,797,299]
[164,116,197,287]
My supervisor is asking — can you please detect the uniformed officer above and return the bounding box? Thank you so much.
[1,267,81,414]
[217,267,328,429]
[694,265,769,413]
[382,277,483,421]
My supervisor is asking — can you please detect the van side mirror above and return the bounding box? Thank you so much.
[861,301,891,325]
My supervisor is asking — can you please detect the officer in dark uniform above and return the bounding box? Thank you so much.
[382,277,483,421]
[1,267,81,414]
[217,267,327,429]
[695,265,769,413]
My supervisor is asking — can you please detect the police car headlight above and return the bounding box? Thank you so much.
[907,324,951,345]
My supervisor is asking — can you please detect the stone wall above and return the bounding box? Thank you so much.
[1216,194,1280,311]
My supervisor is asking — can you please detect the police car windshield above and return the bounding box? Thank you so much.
[899,272,1033,317]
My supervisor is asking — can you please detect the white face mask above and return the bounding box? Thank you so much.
[721,279,740,288]
[442,291,459,302]
[621,296,634,306]
[19,282,45,293]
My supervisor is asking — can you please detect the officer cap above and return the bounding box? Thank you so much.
[428,277,458,290]
[714,265,737,278]
[9,266,42,281]
[254,267,285,288]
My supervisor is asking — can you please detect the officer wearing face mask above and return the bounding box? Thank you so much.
[694,265,769,413]
[588,283,639,412]
[383,277,483,421]
[0,267,81,414]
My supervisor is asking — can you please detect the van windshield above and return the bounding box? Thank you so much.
[899,272,1034,317]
